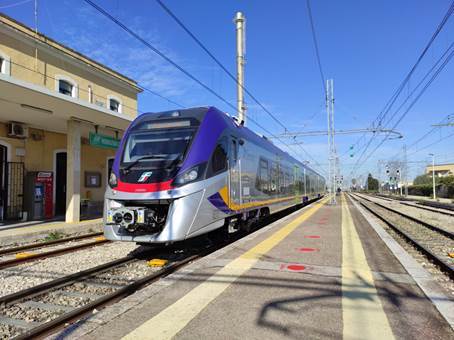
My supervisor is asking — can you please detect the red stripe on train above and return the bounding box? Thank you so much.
[115,179,174,193]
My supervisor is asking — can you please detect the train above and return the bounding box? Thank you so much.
[103,106,325,244]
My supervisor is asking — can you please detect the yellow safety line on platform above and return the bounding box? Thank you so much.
[123,197,329,340]
[341,194,394,340]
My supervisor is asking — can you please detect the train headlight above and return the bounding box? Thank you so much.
[137,209,145,224]
[172,163,206,187]
[106,210,113,223]
[185,169,198,181]
[109,172,118,188]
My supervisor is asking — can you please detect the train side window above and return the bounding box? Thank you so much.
[231,140,238,162]
[210,138,228,174]
[270,161,278,194]
[257,158,269,192]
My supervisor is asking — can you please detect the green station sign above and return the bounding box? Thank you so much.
[89,132,120,149]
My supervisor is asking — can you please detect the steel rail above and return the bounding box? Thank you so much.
[0,232,103,256]
[0,239,110,270]
[13,254,200,340]
[349,194,454,279]
[399,201,454,217]
[418,200,454,212]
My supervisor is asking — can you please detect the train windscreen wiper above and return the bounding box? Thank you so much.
[122,155,165,173]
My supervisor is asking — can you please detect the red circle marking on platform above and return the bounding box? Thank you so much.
[304,235,320,239]
[297,247,319,252]
[287,264,306,271]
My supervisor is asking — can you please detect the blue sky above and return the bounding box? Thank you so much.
[2,0,454,183]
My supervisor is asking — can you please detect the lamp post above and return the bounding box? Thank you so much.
[429,153,436,200]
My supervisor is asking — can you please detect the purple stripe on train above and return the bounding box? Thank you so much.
[178,107,229,173]
[207,192,233,214]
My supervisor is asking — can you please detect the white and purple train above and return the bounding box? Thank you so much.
[104,107,325,244]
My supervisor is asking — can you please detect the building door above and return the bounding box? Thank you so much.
[0,145,6,221]
[55,152,67,216]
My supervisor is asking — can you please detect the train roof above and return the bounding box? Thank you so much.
[134,107,325,180]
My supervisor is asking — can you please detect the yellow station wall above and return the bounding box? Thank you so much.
[0,123,118,203]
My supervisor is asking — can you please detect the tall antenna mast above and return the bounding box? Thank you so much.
[234,12,246,125]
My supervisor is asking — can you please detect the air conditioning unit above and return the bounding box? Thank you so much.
[7,122,28,139]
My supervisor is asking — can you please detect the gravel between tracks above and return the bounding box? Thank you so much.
[0,242,138,297]
[358,193,454,233]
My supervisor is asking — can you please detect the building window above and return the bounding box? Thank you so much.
[0,52,11,75]
[107,95,122,113]
[110,98,120,112]
[59,80,73,96]
[88,85,93,103]
[55,75,78,98]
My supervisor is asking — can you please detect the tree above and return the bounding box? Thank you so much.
[413,174,432,185]
[366,173,379,191]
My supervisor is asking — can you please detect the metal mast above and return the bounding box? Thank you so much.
[326,79,336,204]
[234,12,246,125]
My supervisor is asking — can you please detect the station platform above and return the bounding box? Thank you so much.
[0,218,103,245]
[59,194,454,340]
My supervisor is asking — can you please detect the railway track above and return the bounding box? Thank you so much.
[0,246,202,339]
[349,193,454,279]
[399,201,454,217]
[366,192,454,218]
[0,236,109,270]
[375,193,454,213]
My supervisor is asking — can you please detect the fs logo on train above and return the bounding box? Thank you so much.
[138,171,153,182]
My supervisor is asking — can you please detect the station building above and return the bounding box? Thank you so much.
[425,163,454,177]
[0,14,142,223]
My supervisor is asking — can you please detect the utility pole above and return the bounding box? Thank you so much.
[234,12,246,125]
[326,79,336,204]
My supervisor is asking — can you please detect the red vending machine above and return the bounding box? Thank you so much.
[24,171,53,220]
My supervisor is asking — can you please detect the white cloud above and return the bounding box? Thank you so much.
[54,1,192,99]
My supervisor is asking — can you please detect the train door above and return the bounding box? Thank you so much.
[228,137,241,209]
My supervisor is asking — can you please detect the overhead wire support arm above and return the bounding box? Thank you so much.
[268,128,403,139]
[431,115,454,127]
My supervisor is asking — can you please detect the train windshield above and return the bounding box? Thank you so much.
[121,128,195,168]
